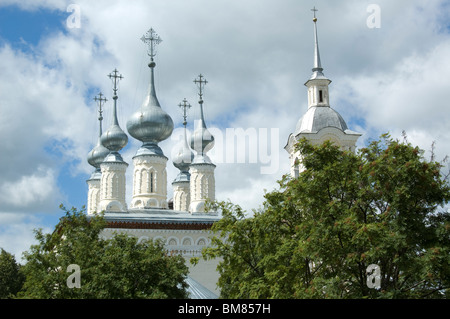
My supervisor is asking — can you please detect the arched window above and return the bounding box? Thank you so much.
[150,172,154,193]
[294,158,300,178]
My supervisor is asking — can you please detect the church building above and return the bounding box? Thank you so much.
[85,8,361,299]
[86,28,220,297]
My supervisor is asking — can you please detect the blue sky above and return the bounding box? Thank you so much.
[1,0,450,261]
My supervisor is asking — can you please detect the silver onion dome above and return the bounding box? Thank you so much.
[88,93,110,171]
[88,139,109,170]
[173,99,194,178]
[190,74,214,164]
[173,137,193,172]
[101,123,128,153]
[126,65,174,156]
[127,29,174,157]
[190,118,215,162]
[173,126,194,182]
[101,69,128,162]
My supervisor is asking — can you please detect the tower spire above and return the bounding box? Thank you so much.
[310,7,325,79]
[304,8,331,108]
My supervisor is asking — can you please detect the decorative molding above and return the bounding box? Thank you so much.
[106,220,214,230]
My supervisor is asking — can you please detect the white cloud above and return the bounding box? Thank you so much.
[0,166,58,208]
[335,39,450,162]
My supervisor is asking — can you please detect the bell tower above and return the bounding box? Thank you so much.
[285,7,362,177]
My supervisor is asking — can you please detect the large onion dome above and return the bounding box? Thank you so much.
[127,28,173,157]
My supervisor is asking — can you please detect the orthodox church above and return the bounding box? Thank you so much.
[84,9,361,299]
[86,28,220,297]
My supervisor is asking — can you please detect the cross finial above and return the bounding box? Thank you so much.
[178,98,191,127]
[94,92,107,121]
[108,68,124,98]
[311,6,318,22]
[194,74,208,103]
[141,28,162,62]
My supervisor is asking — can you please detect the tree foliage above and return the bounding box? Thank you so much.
[18,206,189,299]
[0,248,25,299]
[203,134,450,298]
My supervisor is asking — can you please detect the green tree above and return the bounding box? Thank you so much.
[18,206,189,299]
[204,134,450,298]
[0,248,25,298]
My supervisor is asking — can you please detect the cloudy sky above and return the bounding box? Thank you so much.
[0,0,449,260]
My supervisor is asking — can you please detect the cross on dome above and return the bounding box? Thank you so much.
[108,69,124,98]
[194,74,208,103]
[179,98,191,127]
[141,28,162,62]
[94,92,107,120]
[311,6,318,21]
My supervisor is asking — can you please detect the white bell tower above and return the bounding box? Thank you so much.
[285,7,361,177]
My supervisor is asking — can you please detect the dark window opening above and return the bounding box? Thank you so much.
[150,172,154,193]
[319,90,323,103]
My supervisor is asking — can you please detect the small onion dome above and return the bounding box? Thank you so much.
[87,138,109,169]
[101,124,128,153]
[190,119,215,163]
[173,129,194,173]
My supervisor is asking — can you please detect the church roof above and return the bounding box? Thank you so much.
[185,276,219,299]
[295,106,354,135]
[99,208,221,230]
